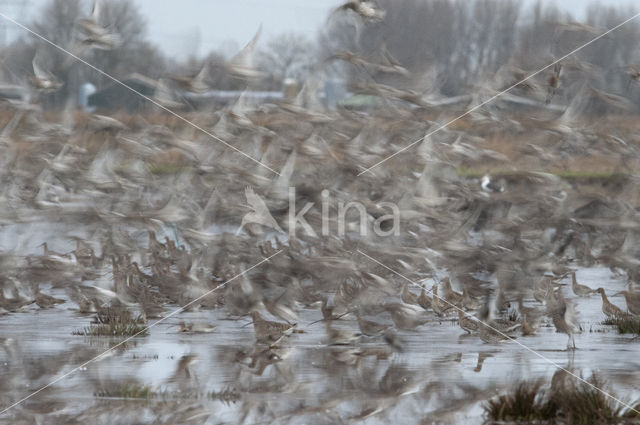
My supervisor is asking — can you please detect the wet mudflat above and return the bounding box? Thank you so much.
[1,259,639,424]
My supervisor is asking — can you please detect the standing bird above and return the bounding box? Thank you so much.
[617,289,640,316]
[442,277,463,307]
[401,283,419,305]
[431,284,453,316]
[478,321,513,344]
[458,310,478,334]
[417,288,432,310]
[250,311,295,346]
[546,288,581,350]
[571,272,595,297]
[596,288,626,319]
[546,63,562,104]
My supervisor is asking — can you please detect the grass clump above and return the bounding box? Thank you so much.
[208,386,241,404]
[484,381,552,422]
[73,304,148,337]
[603,315,640,335]
[95,382,156,399]
[484,374,639,424]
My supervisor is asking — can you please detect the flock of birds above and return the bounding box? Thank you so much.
[1,0,640,423]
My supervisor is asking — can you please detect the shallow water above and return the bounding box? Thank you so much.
[1,262,639,424]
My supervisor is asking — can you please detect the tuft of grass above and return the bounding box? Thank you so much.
[485,381,551,422]
[484,374,639,424]
[602,315,640,335]
[208,387,241,404]
[559,375,625,425]
[95,383,156,399]
[74,322,148,336]
[73,304,148,337]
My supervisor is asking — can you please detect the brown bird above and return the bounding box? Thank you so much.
[478,321,513,344]
[546,63,562,104]
[546,287,581,349]
[400,283,419,305]
[458,310,478,334]
[431,284,453,316]
[521,314,538,336]
[617,289,640,316]
[571,272,595,297]
[250,311,295,345]
[417,288,432,310]
[34,285,65,309]
[596,288,626,319]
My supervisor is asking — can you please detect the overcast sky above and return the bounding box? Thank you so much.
[9,0,639,60]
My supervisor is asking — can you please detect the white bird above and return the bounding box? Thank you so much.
[236,187,284,235]
[481,175,504,193]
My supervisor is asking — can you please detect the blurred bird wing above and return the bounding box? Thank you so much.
[245,186,269,214]
[91,0,102,21]
[273,149,296,193]
[193,61,210,86]
[32,58,49,80]
[380,42,402,67]
[229,25,263,77]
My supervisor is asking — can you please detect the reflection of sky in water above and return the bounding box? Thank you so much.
[1,248,639,423]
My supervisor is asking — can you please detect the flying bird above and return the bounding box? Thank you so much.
[331,0,386,22]
[30,57,63,92]
[75,0,121,52]
[236,187,284,235]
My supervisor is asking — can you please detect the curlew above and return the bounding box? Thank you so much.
[478,321,513,344]
[442,278,463,307]
[417,287,432,310]
[401,283,419,305]
[547,288,581,349]
[596,288,627,319]
[458,310,478,334]
[617,289,640,316]
[431,284,453,316]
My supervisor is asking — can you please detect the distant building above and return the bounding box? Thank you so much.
[87,73,157,113]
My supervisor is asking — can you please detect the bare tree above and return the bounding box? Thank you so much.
[2,0,166,107]
[257,33,316,90]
